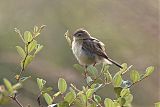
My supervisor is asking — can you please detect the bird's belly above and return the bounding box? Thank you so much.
[72,41,95,66]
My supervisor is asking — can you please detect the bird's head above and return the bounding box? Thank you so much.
[73,28,91,39]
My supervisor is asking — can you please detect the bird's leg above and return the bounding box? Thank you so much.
[93,62,96,67]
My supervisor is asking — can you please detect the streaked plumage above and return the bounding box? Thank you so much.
[72,28,122,68]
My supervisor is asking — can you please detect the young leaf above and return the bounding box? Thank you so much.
[43,93,53,105]
[37,78,46,91]
[16,46,26,58]
[58,78,67,93]
[94,95,101,103]
[23,55,34,68]
[120,88,130,97]
[3,78,13,93]
[42,87,53,94]
[78,93,86,105]
[114,87,123,97]
[130,70,140,83]
[104,98,115,107]
[12,83,22,90]
[34,25,38,33]
[86,89,94,99]
[101,64,110,71]
[113,73,122,87]
[104,70,112,83]
[123,94,133,106]
[58,101,69,107]
[118,97,126,106]
[28,40,37,53]
[142,66,154,78]
[88,103,97,107]
[87,65,98,76]
[24,31,33,42]
[34,45,43,55]
[73,64,84,73]
[119,63,128,74]
[64,91,76,104]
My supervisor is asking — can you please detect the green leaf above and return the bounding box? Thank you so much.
[87,65,98,76]
[73,64,84,73]
[53,91,61,98]
[23,55,34,68]
[34,44,43,55]
[24,31,33,42]
[119,63,128,74]
[101,64,110,73]
[123,94,133,106]
[16,46,26,58]
[88,103,97,107]
[78,93,86,105]
[3,78,13,93]
[0,94,10,104]
[58,101,69,107]
[114,87,123,97]
[118,97,126,106]
[113,73,122,87]
[104,70,112,83]
[94,95,101,103]
[28,40,37,53]
[113,102,120,107]
[34,25,38,33]
[104,98,115,107]
[130,70,140,83]
[12,83,22,90]
[120,88,130,97]
[43,93,53,105]
[86,89,94,99]
[37,78,46,91]
[155,102,160,107]
[64,91,76,104]
[69,87,76,98]
[58,78,67,93]
[42,87,53,94]
[143,66,154,78]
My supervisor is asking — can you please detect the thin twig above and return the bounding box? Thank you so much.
[122,65,133,75]
[37,93,43,107]
[129,75,150,88]
[10,94,23,107]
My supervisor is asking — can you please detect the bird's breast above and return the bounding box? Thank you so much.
[72,40,95,65]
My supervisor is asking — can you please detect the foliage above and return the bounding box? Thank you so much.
[0,27,157,107]
[0,25,45,106]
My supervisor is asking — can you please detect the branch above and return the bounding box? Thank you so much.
[10,94,23,107]
[37,93,43,107]
[129,75,150,88]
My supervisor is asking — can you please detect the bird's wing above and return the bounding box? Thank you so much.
[82,38,108,58]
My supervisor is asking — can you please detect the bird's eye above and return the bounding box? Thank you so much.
[77,33,82,36]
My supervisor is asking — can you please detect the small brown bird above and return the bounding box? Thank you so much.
[72,28,123,69]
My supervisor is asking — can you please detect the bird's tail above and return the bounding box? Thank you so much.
[106,58,123,69]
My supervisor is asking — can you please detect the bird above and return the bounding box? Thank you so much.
[72,28,123,69]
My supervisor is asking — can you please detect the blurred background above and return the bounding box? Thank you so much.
[0,0,159,107]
